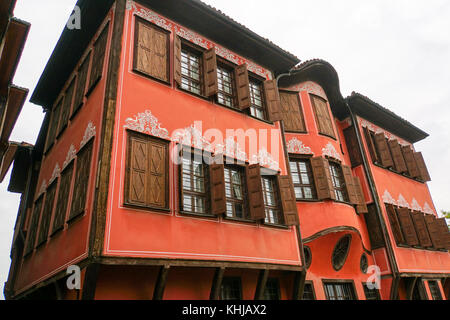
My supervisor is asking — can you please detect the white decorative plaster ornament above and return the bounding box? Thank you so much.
[124,110,170,140]
[410,198,422,212]
[423,202,435,215]
[63,145,77,169]
[80,122,96,149]
[250,148,280,171]
[322,143,341,161]
[382,190,397,205]
[287,138,313,155]
[49,163,61,184]
[397,194,410,208]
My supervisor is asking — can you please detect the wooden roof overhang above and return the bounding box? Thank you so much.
[0,85,28,150]
[30,0,301,108]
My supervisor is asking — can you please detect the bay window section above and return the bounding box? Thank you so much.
[289,159,316,200]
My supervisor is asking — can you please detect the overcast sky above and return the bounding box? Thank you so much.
[1,0,449,299]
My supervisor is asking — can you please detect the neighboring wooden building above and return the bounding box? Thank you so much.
[3,0,449,300]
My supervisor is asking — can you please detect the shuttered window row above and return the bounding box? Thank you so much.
[385,204,450,250]
[363,128,431,182]
[23,141,94,256]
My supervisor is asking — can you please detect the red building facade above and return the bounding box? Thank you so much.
[3,0,450,300]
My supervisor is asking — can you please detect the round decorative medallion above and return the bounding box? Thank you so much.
[360,253,368,274]
[332,235,352,271]
[304,246,312,269]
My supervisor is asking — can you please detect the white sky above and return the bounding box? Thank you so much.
[1,0,449,299]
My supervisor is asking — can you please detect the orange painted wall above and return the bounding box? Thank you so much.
[14,9,116,294]
[102,4,301,267]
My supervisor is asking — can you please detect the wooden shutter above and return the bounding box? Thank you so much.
[341,165,358,205]
[72,52,91,117]
[424,215,444,249]
[69,141,94,221]
[310,95,335,138]
[126,134,149,206]
[397,207,419,246]
[436,218,450,250]
[209,163,226,216]
[53,163,74,233]
[264,80,282,122]
[343,127,362,167]
[374,133,394,168]
[24,196,44,255]
[310,157,335,200]
[385,204,406,245]
[134,20,169,82]
[203,47,218,97]
[246,164,265,220]
[388,140,407,173]
[364,204,385,249]
[363,127,379,163]
[353,176,368,214]
[234,64,251,110]
[57,78,76,137]
[413,152,431,182]
[174,35,182,86]
[88,23,109,92]
[401,146,420,178]
[279,91,306,132]
[410,211,433,248]
[148,141,168,208]
[45,99,63,153]
[277,175,299,226]
[37,182,57,246]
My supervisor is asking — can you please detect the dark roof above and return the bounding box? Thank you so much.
[30,0,300,107]
[346,92,429,143]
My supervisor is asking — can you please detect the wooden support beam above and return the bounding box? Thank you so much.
[54,280,63,300]
[390,275,400,300]
[405,277,418,300]
[254,269,269,300]
[153,265,170,300]
[292,270,306,300]
[81,263,100,300]
[210,267,226,300]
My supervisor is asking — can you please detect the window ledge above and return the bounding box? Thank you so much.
[123,202,171,214]
[222,216,256,224]
[262,222,290,230]
[178,210,217,219]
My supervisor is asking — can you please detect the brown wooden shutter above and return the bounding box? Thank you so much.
[410,211,433,248]
[388,140,407,173]
[436,218,450,250]
[235,64,251,110]
[279,91,306,132]
[24,197,44,255]
[174,35,182,86]
[209,163,226,216]
[364,204,385,249]
[126,134,149,206]
[72,52,91,117]
[310,95,335,138]
[57,78,76,137]
[353,176,368,214]
[401,146,420,178]
[385,204,406,245]
[264,80,282,122]
[397,207,419,246]
[310,157,335,200]
[424,215,444,249]
[88,23,109,92]
[148,140,168,208]
[246,164,265,220]
[341,165,358,205]
[374,133,394,168]
[363,127,379,163]
[343,127,362,167]
[413,152,431,182]
[53,163,74,233]
[203,47,218,97]
[69,141,94,221]
[45,99,63,153]
[277,175,299,226]
[37,182,57,246]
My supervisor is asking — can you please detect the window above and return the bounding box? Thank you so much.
[57,77,76,138]
[302,283,316,300]
[263,278,280,300]
[133,18,170,82]
[304,246,312,269]
[180,47,203,95]
[36,181,57,247]
[428,281,442,300]
[220,277,242,300]
[216,64,236,108]
[332,235,351,271]
[310,94,335,138]
[360,254,368,274]
[329,161,348,202]
[52,162,74,234]
[323,282,357,300]
[224,166,248,219]
[181,149,210,215]
[125,132,169,209]
[45,98,63,153]
[71,52,91,118]
[279,90,306,132]
[289,159,316,200]
[24,196,44,256]
[69,140,94,222]
[88,22,109,93]
[261,176,283,225]
[363,283,380,300]
[343,126,362,167]
[249,79,266,120]
[412,279,428,300]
